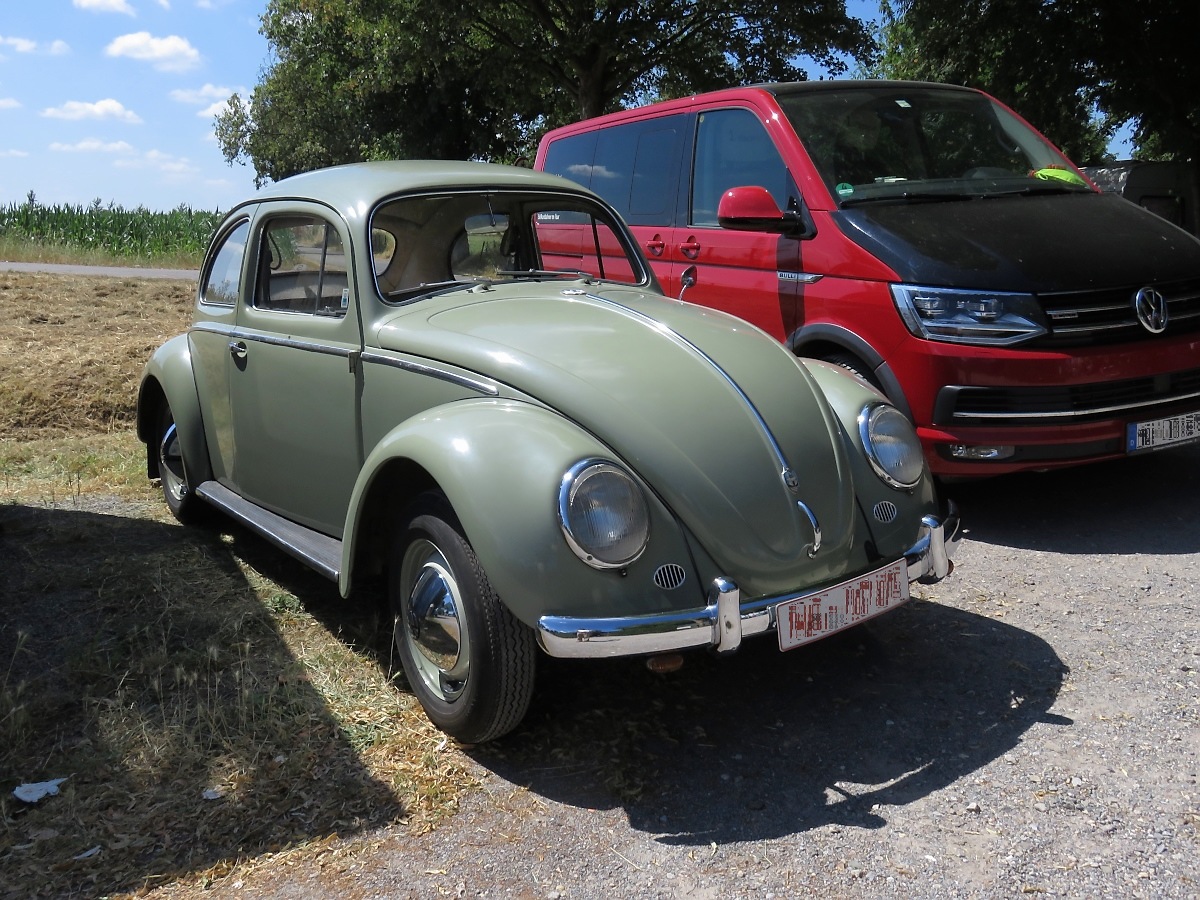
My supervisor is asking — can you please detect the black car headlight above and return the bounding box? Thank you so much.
[558,459,650,569]
[892,284,1047,346]
[859,403,925,490]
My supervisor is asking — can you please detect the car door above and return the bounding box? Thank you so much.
[668,106,804,342]
[190,216,251,485]
[228,206,363,536]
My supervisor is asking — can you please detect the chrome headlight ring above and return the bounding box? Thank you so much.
[558,459,650,569]
[858,402,925,490]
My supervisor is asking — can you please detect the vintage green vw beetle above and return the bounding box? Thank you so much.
[137,161,959,742]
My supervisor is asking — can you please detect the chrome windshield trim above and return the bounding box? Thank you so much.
[359,351,500,395]
[537,503,960,659]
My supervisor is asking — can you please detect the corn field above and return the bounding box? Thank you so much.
[0,192,222,259]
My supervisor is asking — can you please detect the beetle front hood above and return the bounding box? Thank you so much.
[375,286,861,595]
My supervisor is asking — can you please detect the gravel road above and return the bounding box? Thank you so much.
[169,443,1198,899]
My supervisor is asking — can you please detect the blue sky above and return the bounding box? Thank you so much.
[2,2,1123,215]
[1,0,267,212]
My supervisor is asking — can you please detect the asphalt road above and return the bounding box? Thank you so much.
[0,260,197,281]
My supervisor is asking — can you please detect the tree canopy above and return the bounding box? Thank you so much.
[217,0,874,185]
[874,1,1200,165]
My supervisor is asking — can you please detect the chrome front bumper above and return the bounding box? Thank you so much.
[536,503,961,660]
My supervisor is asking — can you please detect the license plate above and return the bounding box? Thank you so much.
[1126,411,1200,453]
[776,559,909,652]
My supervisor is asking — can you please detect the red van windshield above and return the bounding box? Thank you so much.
[775,85,1091,205]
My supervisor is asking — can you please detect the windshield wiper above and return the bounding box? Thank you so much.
[495,269,595,281]
[987,183,1088,198]
[841,191,976,207]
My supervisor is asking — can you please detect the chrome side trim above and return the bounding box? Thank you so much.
[537,503,961,659]
[360,351,500,396]
[191,321,236,337]
[953,388,1200,420]
[191,322,352,359]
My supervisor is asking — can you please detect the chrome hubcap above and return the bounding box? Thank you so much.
[398,539,468,701]
[158,421,187,502]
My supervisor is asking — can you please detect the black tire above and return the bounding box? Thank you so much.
[156,403,203,523]
[822,351,883,392]
[389,492,537,743]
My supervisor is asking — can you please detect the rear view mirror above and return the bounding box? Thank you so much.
[717,186,812,237]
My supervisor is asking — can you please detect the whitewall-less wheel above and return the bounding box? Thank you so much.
[390,493,537,743]
[156,404,202,523]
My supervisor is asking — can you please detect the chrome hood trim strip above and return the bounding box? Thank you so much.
[582,292,800,495]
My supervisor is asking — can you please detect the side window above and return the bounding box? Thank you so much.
[256,216,349,317]
[201,220,249,307]
[691,109,793,226]
[542,118,683,225]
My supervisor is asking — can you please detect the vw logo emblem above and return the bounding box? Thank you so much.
[1133,286,1168,334]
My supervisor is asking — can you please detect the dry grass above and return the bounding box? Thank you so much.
[0,273,476,898]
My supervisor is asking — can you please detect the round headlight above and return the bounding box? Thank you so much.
[859,403,925,490]
[558,459,650,569]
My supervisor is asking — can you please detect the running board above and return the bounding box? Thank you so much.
[194,481,342,582]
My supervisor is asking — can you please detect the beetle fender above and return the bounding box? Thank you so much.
[801,358,939,558]
[339,398,699,625]
[136,333,212,486]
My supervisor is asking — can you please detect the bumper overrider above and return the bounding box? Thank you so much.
[537,502,961,659]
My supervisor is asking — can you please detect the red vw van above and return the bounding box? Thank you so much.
[535,81,1200,477]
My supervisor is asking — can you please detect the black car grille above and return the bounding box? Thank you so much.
[936,367,1200,426]
[1035,278,1200,347]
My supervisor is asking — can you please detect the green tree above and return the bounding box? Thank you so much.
[871,0,1109,163]
[874,1,1200,166]
[219,0,875,185]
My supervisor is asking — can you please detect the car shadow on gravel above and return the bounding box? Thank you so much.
[0,503,402,899]
[947,442,1200,554]
[472,594,1067,845]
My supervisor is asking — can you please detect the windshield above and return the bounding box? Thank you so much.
[777,85,1093,206]
[371,190,648,302]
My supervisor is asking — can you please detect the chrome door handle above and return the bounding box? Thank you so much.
[228,340,248,360]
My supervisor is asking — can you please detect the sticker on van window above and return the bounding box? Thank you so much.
[836,182,855,197]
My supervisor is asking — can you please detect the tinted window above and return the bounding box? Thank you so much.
[543,117,684,225]
[256,216,349,317]
[201,220,249,307]
[691,108,794,226]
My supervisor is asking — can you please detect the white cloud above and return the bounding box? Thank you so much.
[41,99,143,124]
[0,149,29,158]
[0,98,20,110]
[170,83,240,105]
[105,32,201,73]
[115,149,198,177]
[50,138,135,153]
[48,41,71,56]
[0,36,38,54]
[73,0,136,14]
[198,100,231,118]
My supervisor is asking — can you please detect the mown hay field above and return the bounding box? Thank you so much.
[0,272,469,898]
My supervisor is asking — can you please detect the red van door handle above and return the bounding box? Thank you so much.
[644,236,665,256]
[678,238,701,259]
